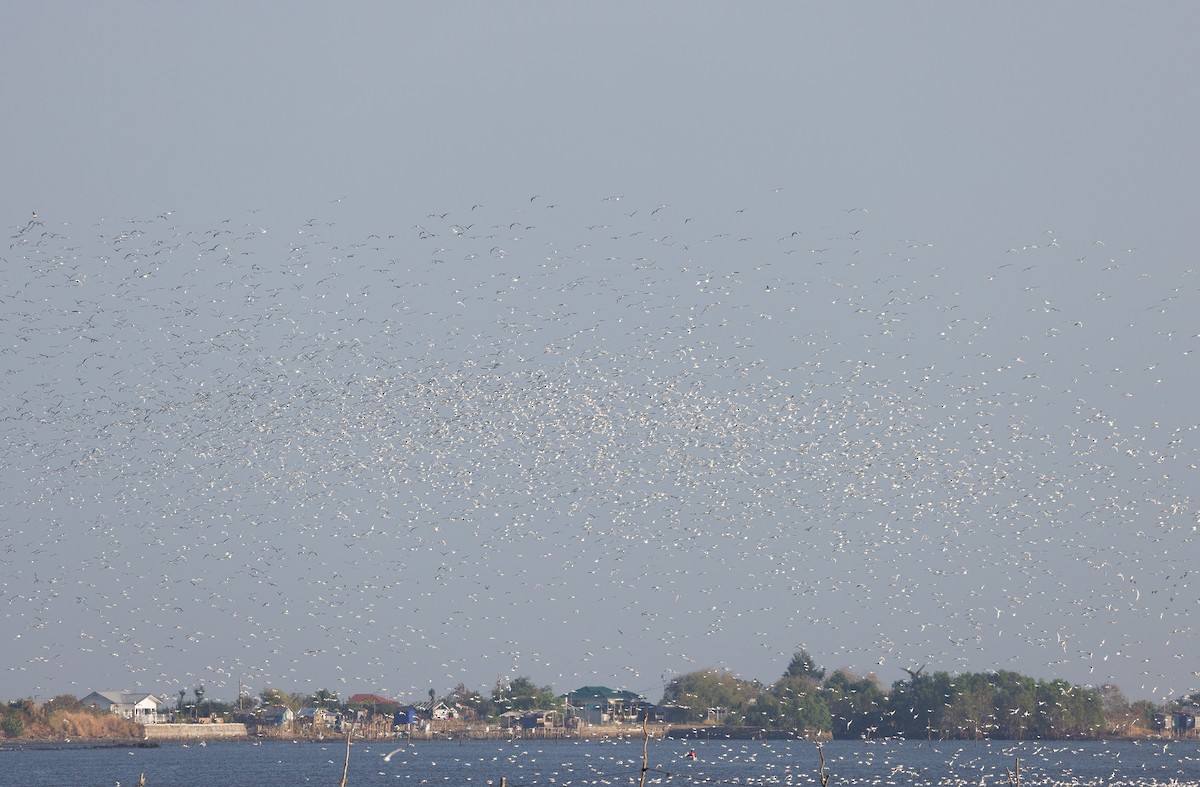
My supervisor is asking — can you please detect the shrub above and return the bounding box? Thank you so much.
[1,714,24,738]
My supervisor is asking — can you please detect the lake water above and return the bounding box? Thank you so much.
[2,737,1198,787]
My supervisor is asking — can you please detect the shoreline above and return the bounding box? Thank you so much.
[0,739,159,751]
[4,722,1179,748]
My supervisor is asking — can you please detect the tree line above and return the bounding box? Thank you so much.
[250,653,1180,740]
[659,651,1173,739]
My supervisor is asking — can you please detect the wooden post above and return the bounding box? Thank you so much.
[639,715,650,787]
[338,726,352,787]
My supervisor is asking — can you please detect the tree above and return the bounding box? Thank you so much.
[753,684,830,733]
[193,685,206,719]
[783,649,826,683]
[885,668,955,738]
[1130,699,1160,731]
[1099,684,1135,734]
[451,683,491,720]
[661,669,761,724]
[823,670,885,739]
[261,687,305,730]
[493,676,560,713]
[942,673,997,740]
[990,671,1038,739]
[1182,691,1200,708]
[177,689,186,716]
[42,695,82,715]
[1,714,23,738]
[1035,680,1102,738]
[741,691,782,727]
[746,654,832,735]
[311,688,339,711]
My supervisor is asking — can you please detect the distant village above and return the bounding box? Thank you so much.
[43,685,1200,743]
[7,658,1200,742]
[71,684,679,741]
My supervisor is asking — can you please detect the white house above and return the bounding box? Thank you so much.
[414,700,459,720]
[80,691,170,724]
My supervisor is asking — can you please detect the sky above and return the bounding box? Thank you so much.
[2,3,1198,708]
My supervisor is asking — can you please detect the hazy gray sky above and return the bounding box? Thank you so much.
[3,4,1198,706]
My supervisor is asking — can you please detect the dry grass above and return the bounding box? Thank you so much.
[30,710,142,739]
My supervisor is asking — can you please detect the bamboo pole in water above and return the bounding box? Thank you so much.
[338,726,352,787]
[639,716,650,787]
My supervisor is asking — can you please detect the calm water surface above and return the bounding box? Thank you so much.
[2,738,1198,787]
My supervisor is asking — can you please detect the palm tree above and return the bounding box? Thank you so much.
[311,688,339,715]
[194,685,206,719]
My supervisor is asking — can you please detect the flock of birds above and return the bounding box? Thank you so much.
[18,737,1200,786]
[371,738,1200,785]
[1,189,1196,706]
